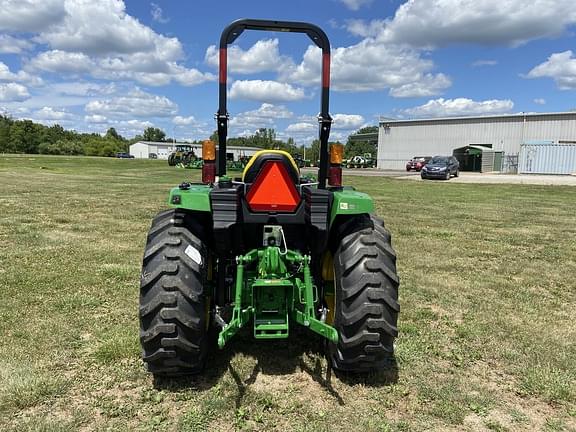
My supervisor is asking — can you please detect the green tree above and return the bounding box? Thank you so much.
[10,120,42,153]
[0,115,12,153]
[209,130,219,145]
[105,127,122,141]
[142,127,166,142]
[307,139,321,165]
[345,125,378,158]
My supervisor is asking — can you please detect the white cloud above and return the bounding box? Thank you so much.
[27,50,95,73]
[332,114,365,130]
[169,65,215,86]
[379,0,576,48]
[229,80,306,102]
[242,103,293,120]
[116,119,154,133]
[286,122,316,133]
[0,0,65,32]
[85,88,178,118]
[0,62,42,85]
[340,0,373,11]
[172,115,196,126]
[85,114,108,123]
[229,103,293,130]
[49,82,117,97]
[285,113,364,138]
[86,118,154,137]
[34,106,71,120]
[27,50,214,87]
[36,0,181,58]
[345,19,385,38]
[389,74,452,98]
[205,39,290,74]
[0,34,34,54]
[472,60,498,67]
[0,83,30,102]
[526,51,576,90]
[402,98,514,118]
[283,42,450,94]
[151,3,169,24]
[20,0,214,88]
[533,98,546,105]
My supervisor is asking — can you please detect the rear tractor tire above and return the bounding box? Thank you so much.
[139,209,210,377]
[329,215,400,372]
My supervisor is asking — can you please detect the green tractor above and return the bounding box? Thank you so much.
[168,144,196,166]
[345,153,376,169]
[139,19,399,377]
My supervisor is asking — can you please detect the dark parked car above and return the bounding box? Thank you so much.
[149,153,158,159]
[421,156,459,180]
[115,152,134,159]
[406,156,431,171]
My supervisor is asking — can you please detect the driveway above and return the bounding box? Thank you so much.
[301,168,576,185]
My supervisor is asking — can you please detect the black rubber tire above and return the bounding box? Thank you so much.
[139,209,210,376]
[454,169,459,178]
[421,173,426,179]
[167,154,175,166]
[445,171,451,180]
[329,215,400,372]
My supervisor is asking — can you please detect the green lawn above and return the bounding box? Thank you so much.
[0,155,574,431]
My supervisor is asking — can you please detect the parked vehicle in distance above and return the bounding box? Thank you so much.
[115,152,134,158]
[149,153,158,159]
[406,156,431,172]
[421,156,459,180]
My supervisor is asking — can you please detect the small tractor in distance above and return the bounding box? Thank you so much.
[168,144,196,166]
[345,153,376,169]
[139,19,400,376]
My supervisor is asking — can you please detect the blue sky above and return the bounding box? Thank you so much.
[1,0,576,145]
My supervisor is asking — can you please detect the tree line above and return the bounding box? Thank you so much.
[0,114,378,159]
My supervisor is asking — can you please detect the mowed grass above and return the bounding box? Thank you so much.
[0,154,575,431]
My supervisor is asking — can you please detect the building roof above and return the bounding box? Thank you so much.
[133,141,261,151]
[379,111,576,126]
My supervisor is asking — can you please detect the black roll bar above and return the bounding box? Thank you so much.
[216,19,332,188]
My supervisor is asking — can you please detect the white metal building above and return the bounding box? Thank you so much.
[378,112,576,173]
[129,141,261,161]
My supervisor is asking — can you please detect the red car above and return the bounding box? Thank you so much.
[406,156,431,172]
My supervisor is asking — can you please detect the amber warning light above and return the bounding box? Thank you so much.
[246,161,300,212]
[328,143,343,187]
[202,140,216,183]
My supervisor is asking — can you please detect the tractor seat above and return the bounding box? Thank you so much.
[242,150,300,184]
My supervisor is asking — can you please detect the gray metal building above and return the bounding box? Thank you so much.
[378,112,576,173]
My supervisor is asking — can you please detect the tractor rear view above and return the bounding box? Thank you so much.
[139,19,400,376]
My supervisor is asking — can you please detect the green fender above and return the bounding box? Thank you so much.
[168,185,212,212]
[330,188,374,225]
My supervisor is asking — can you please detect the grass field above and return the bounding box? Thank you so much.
[0,154,575,431]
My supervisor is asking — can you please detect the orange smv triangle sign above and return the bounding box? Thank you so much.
[246,161,301,212]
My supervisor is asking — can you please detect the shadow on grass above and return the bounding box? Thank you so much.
[153,329,399,401]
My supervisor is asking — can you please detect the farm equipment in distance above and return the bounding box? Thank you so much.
[168,145,196,166]
[139,19,399,377]
[345,153,376,168]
